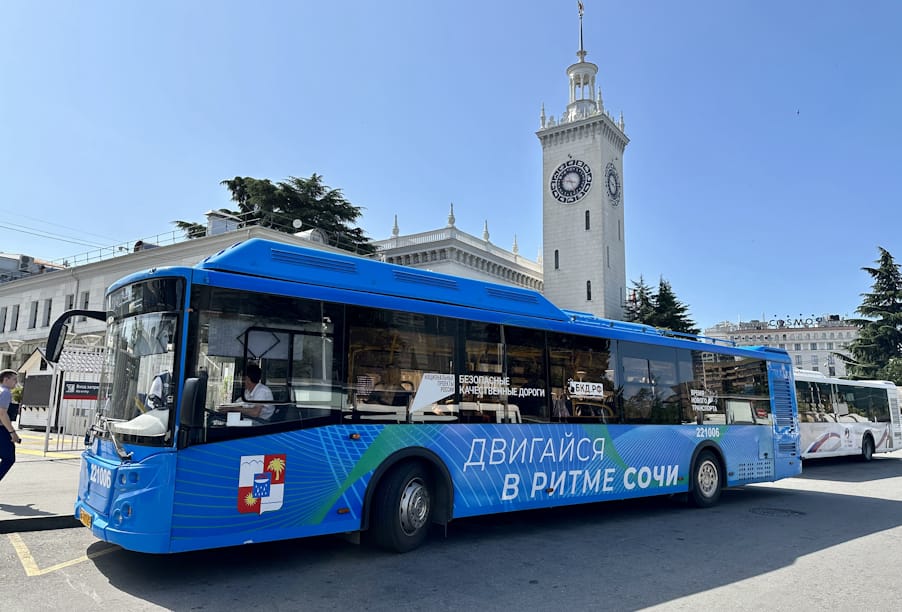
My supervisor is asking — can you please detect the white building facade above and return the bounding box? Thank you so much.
[371,206,542,292]
[704,316,858,377]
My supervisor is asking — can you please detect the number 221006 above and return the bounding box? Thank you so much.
[696,426,720,438]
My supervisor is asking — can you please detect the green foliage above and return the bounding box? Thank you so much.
[844,247,902,382]
[174,174,375,255]
[623,276,656,324]
[624,276,699,335]
[173,220,206,239]
[877,357,902,384]
[652,278,700,335]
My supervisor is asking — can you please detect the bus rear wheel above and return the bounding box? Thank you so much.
[370,462,433,553]
[861,436,875,462]
[689,450,722,508]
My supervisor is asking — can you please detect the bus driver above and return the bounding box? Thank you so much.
[219,364,274,421]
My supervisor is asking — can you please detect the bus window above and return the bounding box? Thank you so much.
[347,307,457,423]
[795,380,834,422]
[687,352,770,425]
[686,352,727,424]
[505,326,547,423]
[815,382,832,420]
[836,383,890,423]
[459,321,504,423]
[246,328,290,403]
[619,342,682,424]
[185,288,344,438]
[548,332,614,424]
[619,342,680,424]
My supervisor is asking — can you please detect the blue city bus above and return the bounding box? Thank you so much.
[47,238,801,554]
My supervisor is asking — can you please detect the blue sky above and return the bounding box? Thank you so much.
[2,1,900,330]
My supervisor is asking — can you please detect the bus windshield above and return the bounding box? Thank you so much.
[95,278,184,443]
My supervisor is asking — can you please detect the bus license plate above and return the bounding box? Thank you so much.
[79,508,92,529]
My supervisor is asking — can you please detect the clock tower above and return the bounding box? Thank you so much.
[537,3,628,320]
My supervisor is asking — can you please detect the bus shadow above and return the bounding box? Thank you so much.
[89,482,902,611]
[799,454,902,483]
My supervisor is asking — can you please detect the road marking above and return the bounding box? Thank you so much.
[15,431,83,459]
[8,533,119,576]
[16,448,82,459]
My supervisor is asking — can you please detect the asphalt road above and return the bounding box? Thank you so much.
[4,453,902,612]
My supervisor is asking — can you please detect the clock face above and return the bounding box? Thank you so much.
[550,159,593,203]
[605,162,621,205]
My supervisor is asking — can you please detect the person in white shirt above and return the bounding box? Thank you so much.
[145,371,170,411]
[0,369,20,482]
[229,363,274,421]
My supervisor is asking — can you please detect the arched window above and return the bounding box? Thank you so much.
[554,249,559,270]
[586,281,592,301]
[585,210,590,230]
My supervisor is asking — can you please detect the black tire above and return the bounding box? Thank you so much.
[861,436,875,462]
[370,462,433,553]
[689,450,722,508]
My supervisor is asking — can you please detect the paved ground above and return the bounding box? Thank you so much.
[3,451,902,610]
[0,428,82,533]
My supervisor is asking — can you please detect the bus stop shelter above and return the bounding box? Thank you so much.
[17,346,104,454]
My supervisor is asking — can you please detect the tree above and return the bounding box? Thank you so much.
[174,174,375,255]
[842,247,902,381]
[173,220,207,239]
[623,276,656,324]
[651,277,700,335]
[623,275,699,334]
[878,357,902,383]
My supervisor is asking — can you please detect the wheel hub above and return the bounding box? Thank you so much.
[697,460,718,497]
[399,477,429,536]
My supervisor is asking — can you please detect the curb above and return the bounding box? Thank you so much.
[0,515,81,534]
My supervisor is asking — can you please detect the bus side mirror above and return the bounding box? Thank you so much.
[178,376,207,449]
[46,309,107,364]
[47,321,68,363]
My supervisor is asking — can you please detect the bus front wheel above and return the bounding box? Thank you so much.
[861,436,875,462]
[689,450,722,508]
[370,462,433,553]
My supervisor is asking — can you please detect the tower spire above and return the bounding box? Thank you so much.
[577,1,586,62]
[564,1,598,122]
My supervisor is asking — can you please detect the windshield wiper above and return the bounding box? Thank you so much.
[107,419,133,461]
[91,417,133,461]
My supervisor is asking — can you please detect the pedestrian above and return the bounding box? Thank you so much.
[0,369,21,482]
